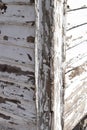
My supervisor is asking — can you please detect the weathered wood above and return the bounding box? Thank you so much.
[0,0,36,130]
[73,115,87,130]
[35,0,66,130]
[64,0,87,129]
[35,0,51,130]
[50,0,66,130]
[1,0,87,129]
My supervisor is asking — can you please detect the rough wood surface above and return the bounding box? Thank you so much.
[0,0,36,130]
[50,0,66,130]
[35,0,66,129]
[35,1,51,130]
[73,115,87,130]
[64,0,87,129]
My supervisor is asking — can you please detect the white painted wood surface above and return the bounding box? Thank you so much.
[64,0,87,129]
[35,0,66,129]
[0,0,87,130]
[0,0,36,130]
[50,0,66,130]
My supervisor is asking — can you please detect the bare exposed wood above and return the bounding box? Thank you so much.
[35,0,51,130]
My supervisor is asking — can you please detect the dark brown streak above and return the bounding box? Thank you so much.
[0,96,21,104]
[0,64,34,76]
[27,54,32,61]
[65,67,77,74]
[0,113,11,120]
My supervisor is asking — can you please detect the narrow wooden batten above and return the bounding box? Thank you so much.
[35,0,66,130]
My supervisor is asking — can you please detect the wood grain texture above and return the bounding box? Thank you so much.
[64,0,87,129]
[50,0,66,130]
[35,1,66,130]
[35,0,52,130]
[0,0,36,130]
[35,0,66,130]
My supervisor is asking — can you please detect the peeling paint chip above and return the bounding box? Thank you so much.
[26,36,35,43]
[3,35,8,40]
[0,113,11,120]
[0,2,7,13]
[27,54,32,61]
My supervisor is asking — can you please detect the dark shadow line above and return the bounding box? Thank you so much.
[67,22,87,31]
[67,6,87,12]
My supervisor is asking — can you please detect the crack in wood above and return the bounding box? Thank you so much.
[67,6,87,12]
[27,54,32,61]
[67,22,87,31]
[17,105,25,110]
[9,122,18,125]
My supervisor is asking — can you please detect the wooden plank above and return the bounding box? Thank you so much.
[0,44,34,65]
[0,1,36,130]
[0,81,36,121]
[67,0,87,10]
[50,0,66,130]
[64,0,87,129]
[0,4,35,23]
[35,0,66,130]
[35,0,51,130]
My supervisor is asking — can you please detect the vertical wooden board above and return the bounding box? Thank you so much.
[0,0,36,130]
[35,0,51,130]
[50,0,66,130]
[64,0,87,129]
[35,0,66,130]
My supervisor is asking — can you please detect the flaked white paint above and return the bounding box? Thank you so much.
[0,1,36,130]
[64,0,87,129]
[51,0,66,130]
